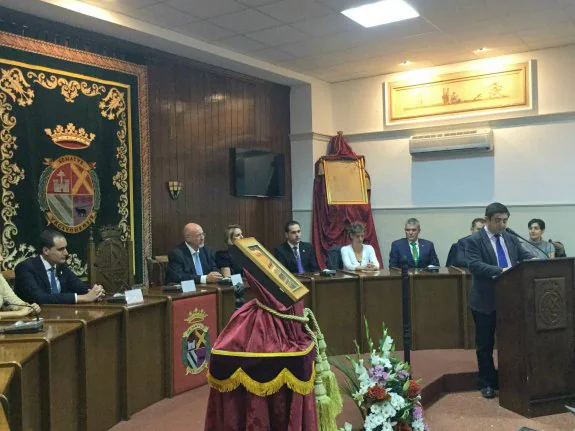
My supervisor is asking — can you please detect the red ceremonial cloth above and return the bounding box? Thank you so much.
[312,132,382,269]
[204,270,317,431]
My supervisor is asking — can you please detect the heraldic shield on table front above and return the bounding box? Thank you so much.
[0,32,151,282]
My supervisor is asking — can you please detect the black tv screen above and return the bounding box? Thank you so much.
[231,148,285,198]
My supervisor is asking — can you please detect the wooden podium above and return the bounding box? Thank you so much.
[495,257,575,417]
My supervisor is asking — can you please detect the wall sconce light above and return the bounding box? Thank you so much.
[168,181,183,200]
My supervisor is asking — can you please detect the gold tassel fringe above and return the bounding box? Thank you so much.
[207,365,316,397]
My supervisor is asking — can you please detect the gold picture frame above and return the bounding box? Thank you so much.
[234,237,309,303]
[385,61,533,126]
[323,159,369,205]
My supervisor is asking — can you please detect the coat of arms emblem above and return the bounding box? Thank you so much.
[38,155,101,234]
[182,308,211,375]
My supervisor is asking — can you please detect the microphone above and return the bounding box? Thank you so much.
[400,256,409,268]
[505,227,549,257]
[163,273,183,292]
[0,302,44,333]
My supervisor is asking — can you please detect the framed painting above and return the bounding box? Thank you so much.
[323,159,369,205]
[233,237,309,303]
[385,61,534,126]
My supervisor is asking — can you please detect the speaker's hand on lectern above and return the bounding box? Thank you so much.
[207,272,223,283]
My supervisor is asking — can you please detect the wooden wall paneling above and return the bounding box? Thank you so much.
[0,5,293,262]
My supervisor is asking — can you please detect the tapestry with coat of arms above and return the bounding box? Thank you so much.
[0,32,150,282]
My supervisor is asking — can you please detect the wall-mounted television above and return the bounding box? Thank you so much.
[230,148,285,198]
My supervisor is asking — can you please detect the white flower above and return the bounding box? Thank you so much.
[412,419,426,431]
[364,411,384,431]
[370,354,392,369]
[352,390,365,406]
[381,335,394,355]
[339,423,353,431]
[389,392,407,410]
[378,401,397,420]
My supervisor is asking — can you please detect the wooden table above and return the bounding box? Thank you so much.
[409,267,466,349]
[0,321,84,431]
[72,297,168,417]
[144,287,218,395]
[40,307,124,431]
[356,269,403,351]
[305,272,360,355]
[204,283,237,332]
[0,341,45,431]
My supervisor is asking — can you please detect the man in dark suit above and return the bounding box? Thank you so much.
[389,218,439,268]
[166,223,222,284]
[274,220,319,274]
[466,202,534,399]
[445,217,485,267]
[15,230,105,304]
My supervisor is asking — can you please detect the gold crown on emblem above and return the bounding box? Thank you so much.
[185,308,207,323]
[45,123,96,149]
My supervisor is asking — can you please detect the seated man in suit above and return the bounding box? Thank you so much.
[389,218,439,268]
[166,223,222,284]
[445,217,486,267]
[274,220,319,274]
[15,230,105,304]
[466,202,534,399]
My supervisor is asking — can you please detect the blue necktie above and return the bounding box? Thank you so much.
[293,246,304,274]
[49,267,59,293]
[494,234,509,268]
[193,252,204,276]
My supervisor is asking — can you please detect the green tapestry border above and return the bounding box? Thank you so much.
[0,31,150,284]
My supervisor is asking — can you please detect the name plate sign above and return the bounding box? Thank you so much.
[181,280,196,293]
[125,289,144,305]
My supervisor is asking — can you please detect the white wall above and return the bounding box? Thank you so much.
[290,44,575,264]
[332,45,575,134]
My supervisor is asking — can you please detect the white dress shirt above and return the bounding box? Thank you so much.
[484,226,512,268]
[185,242,207,284]
[40,255,77,302]
[341,244,379,271]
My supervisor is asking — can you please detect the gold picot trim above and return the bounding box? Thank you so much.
[211,341,315,358]
[207,365,316,396]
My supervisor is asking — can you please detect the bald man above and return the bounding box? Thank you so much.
[166,223,222,284]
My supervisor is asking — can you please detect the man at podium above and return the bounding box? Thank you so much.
[466,202,534,399]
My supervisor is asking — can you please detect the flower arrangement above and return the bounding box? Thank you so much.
[330,320,427,431]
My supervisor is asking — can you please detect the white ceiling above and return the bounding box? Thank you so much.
[17,0,575,82]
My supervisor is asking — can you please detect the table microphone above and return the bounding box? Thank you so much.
[0,302,44,333]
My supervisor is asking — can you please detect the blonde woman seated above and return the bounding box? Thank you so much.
[215,224,244,278]
[341,222,380,271]
[0,254,41,319]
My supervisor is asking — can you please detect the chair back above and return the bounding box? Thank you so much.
[87,226,134,294]
[326,245,343,270]
[146,256,168,287]
[550,239,567,258]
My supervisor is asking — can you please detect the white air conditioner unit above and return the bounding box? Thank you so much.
[409,128,493,155]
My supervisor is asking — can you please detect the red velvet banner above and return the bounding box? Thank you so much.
[312,133,382,269]
[171,293,218,395]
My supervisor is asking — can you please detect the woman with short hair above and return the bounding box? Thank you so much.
[215,225,244,278]
[524,218,555,259]
[340,222,380,271]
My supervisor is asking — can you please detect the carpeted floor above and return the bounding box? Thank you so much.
[425,393,574,431]
[109,350,574,431]
[109,387,574,431]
